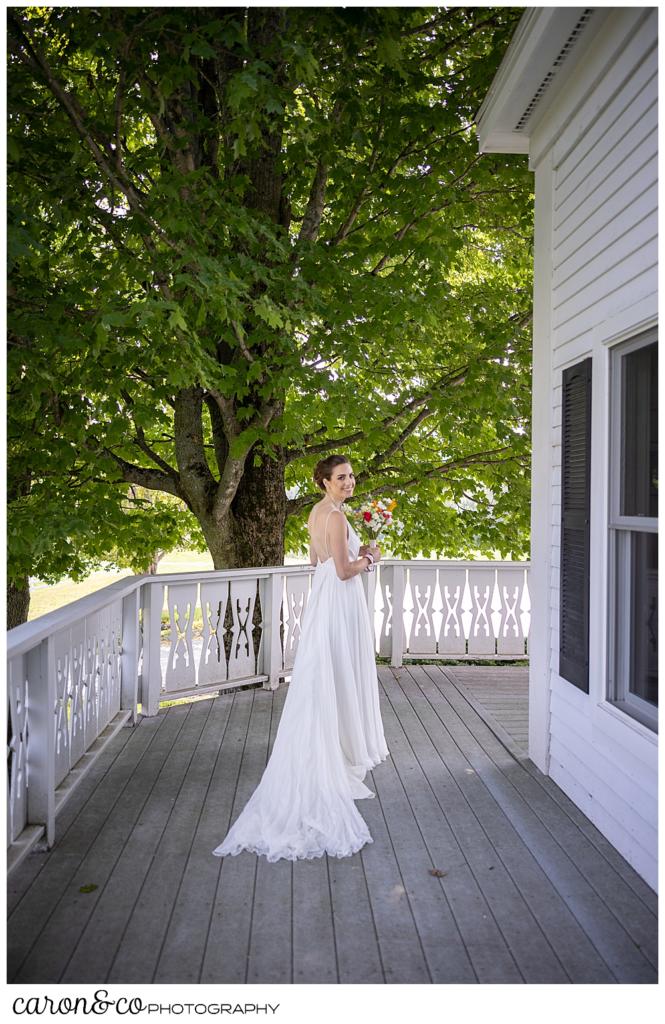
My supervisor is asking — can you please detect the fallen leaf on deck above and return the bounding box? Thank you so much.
[429,868,447,877]
[79,883,98,893]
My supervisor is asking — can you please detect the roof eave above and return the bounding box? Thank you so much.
[476,7,603,154]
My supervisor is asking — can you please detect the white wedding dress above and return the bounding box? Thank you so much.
[212,507,389,861]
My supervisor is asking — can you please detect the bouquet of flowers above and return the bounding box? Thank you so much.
[350,498,397,549]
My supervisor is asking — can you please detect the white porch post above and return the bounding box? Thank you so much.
[26,636,56,847]
[261,571,284,691]
[390,564,405,668]
[142,581,163,717]
[120,588,140,725]
[528,150,554,773]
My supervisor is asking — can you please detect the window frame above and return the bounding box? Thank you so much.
[607,328,658,732]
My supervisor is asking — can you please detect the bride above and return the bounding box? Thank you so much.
[213,454,390,861]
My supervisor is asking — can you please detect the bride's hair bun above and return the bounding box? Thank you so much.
[313,454,350,491]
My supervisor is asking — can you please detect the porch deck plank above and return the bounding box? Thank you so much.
[9,710,180,982]
[246,684,294,985]
[419,666,657,981]
[390,665,618,983]
[442,666,657,913]
[292,857,337,983]
[382,667,574,983]
[429,667,658,970]
[443,664,530,756]
[147,692,243,987]
[356,770,431,983]
[62,700,211,984]
[7,720,137,916]
[327,851,384,984]
[375,677,487,983]
[55,698,217,983]
[200,689,271,984]
[7,665,657,985]
[158,689,254,984]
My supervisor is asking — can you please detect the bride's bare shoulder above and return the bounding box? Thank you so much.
[308,499,344,530]
[307,499,325,526]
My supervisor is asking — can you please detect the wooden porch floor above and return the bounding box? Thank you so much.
[7,664,657,984]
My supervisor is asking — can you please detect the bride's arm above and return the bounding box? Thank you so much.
[327,512,376,580]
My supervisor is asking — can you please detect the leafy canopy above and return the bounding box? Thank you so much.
[7,5,533,588]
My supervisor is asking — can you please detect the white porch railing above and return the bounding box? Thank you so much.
[6,559,529,873]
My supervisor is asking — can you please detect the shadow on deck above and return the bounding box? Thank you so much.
[7,664,657,984]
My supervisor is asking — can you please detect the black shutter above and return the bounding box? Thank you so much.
[559,357,592,692]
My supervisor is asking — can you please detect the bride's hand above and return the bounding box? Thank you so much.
[360,544,382,562]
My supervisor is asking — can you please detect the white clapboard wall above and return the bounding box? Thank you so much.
[531,8,657,889]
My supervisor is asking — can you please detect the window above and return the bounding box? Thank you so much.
[608,330,658,730]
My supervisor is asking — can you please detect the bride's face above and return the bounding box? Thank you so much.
[325,463,355,503]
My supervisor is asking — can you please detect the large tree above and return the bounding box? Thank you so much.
[7,6,533,615]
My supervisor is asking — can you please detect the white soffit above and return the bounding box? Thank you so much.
[476,7,603,154]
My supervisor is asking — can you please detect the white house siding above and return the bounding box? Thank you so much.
[528,8,658,890]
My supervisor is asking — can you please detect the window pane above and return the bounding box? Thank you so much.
[621,341,658,517]
[627,531,658,707]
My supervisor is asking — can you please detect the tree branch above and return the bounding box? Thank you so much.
[369,155,483,275]
[203,393,230,477]
[207,397,278,518]
[113,63,126,176]
[7,10,177,253]
[368,448,526,499]
[119,388,180,479]
[285,364,468,462]
[328,123,383,246]
[356,406,435,481]
[173,387,218,513]
[213,455,249,518]
[206,388,242,441]
[100,446,184,500]
[284,447,522,517]
[231,320,257,364]
[418,11,512,54]
[298,158,329,243]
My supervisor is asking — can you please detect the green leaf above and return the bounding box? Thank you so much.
[168,308,188,332]
[190,38,217,59]
[253,296,284,329]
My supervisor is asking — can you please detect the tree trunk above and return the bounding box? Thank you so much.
[7,576,30,629]
[146,550,165,575]
[231,446,287,567]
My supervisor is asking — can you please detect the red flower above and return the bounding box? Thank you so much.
[363,511,372,522]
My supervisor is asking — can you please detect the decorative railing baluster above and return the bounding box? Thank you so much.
[164,582,198,693]
[467,567,496,656]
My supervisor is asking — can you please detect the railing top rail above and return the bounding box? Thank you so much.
[6,563,314,658]
[151,564,313,585]
[7,574,147,659]
[8,558,531,658]
[380,559,531,568]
